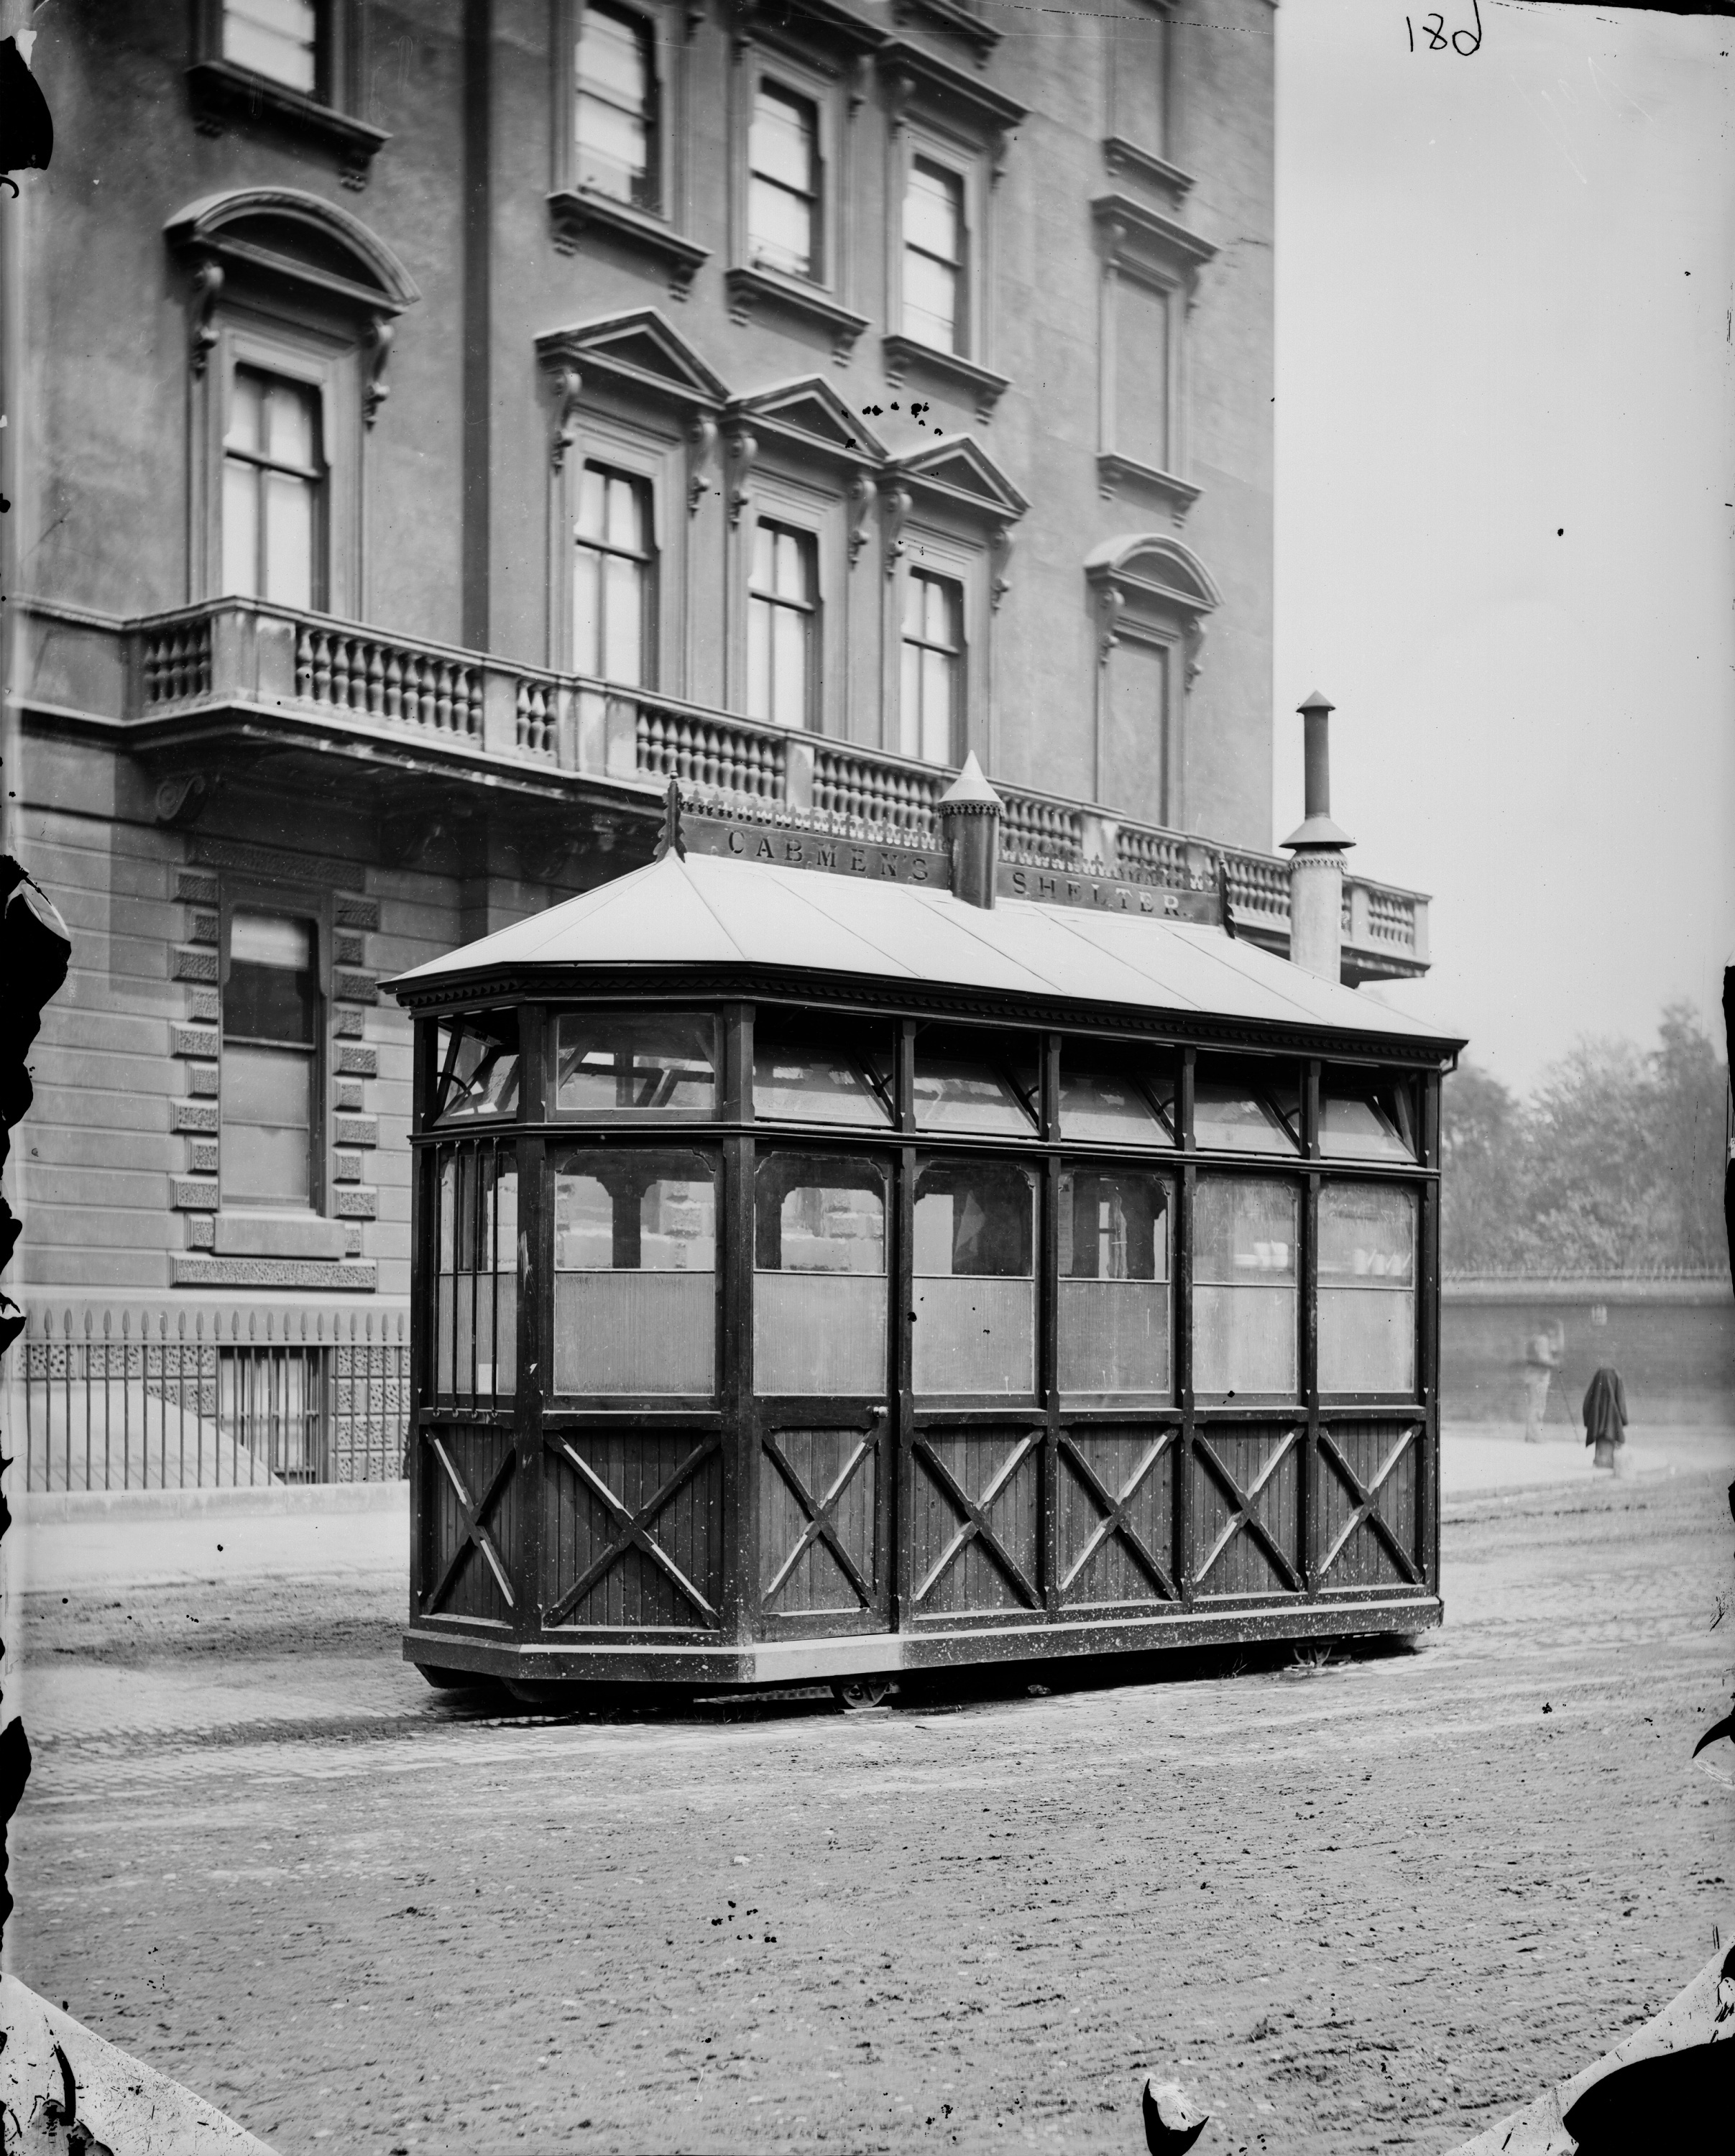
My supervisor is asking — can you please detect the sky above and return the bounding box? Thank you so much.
[1269,0,1735,1092]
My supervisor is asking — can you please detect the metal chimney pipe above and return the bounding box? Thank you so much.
[938,751,1002,908]
[1301,691,1334,825]
[1281,691,1355,983]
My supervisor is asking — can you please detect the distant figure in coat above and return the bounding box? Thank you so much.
[1522,1320,1564,1442]
[1583,1365,1629,1470]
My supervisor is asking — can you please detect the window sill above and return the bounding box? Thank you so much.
[724,266,870,361]
[1101,137,1195,202]
[547,190,710,300]
[185,60,390,190]
[882,333,1010,422]
[1096,453,1202,525]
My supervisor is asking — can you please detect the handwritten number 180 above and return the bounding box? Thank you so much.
[1407,1,1481,54]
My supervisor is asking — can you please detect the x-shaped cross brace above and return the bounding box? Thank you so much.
[1057,1431,1177,1601]
[1317,1424,1422,1585]
[762,1421,880,1611]
[912,1431,1042,1611]
[544,1434,720,1628]
[1193,1428,1302,1593]
[423,1432,516,1614]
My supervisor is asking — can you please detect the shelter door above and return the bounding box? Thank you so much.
[752,1151,893,1635]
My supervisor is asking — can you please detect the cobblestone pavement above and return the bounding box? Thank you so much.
[8,1462,1734,2156]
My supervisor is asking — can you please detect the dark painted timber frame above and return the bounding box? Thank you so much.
[398,971,1450,1693]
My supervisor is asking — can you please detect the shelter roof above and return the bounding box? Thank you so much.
[389,853,1461,1054]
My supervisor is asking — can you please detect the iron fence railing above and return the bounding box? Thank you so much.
[13,1305,409,1493]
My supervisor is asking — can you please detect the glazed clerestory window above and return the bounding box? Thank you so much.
[222,369,324,610]
[575,3,661,210]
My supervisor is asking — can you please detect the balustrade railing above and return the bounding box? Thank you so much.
[810,742,942,844]
[295,624,482,739]
[120,598,1427,965]
[14,1304,409,1492]
[635,700,785,803]
[139,617,212,704]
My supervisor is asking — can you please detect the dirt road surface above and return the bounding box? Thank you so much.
[9,1458,1734,2155]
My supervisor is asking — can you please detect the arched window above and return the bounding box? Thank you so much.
[167,188,420,616]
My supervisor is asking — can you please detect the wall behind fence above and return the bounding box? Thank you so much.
[1441,1278,1734,1430]
[11,1304,409,1493]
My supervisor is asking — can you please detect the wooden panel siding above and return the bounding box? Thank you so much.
[421,1422,519,1626]
[1192,1422,1304,1598]
[542,1430,727,1631]
[909,1425,1045,1618]
[1057,1426,1177,1606]
[758,1425,879,1618]
[1315,1420,1422,1590]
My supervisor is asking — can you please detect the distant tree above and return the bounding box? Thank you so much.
[1439,1002,1730,1275]
[1439,1063,1525,1273]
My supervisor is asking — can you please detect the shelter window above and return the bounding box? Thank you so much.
[1192,1064,1300,1155]
[1059,1166,1172,1397]
[748,80,822,280]
[433,1141,518,1405]
[913,1031,1037,1136]
[1320,1076,1417,1163]
[222,908,319,1210]
[1317,1184,1417,1395]
[1192,1176,1298,1397]
[574,463,654,688]
[223,0,321,96]
[747,521,817,731]
[555,1011,716,1113]
[553,1148,717,1395]
[755,1154,888,1394]
[222,368,324,611]
[431,1012,521,1125]
[575,4,661,211]
[751,1016,893,1126]
[912,1160,1036,1396]
[900,569,964,767]
[1058,1056,1175,1146]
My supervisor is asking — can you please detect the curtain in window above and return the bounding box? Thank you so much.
[1317,1184,1417,1393]
[221,909,318,1209]
[754,1154,888,1393]
[575,4,658,208]
[222,370,322,609]
[573,464,652,686]
[1192,1176,1298,1396]
[912,1160,1036,1395]
[903,159,965,352]
[553,1148,717,1393]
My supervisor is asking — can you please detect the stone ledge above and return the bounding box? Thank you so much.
[171,1256,377,1289]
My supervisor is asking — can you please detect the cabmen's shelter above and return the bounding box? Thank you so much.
[387,769,1463,1703]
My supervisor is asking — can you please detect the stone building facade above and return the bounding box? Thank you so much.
[2,1,1429,1478]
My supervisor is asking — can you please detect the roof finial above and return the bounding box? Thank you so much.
[654,773,686,862]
